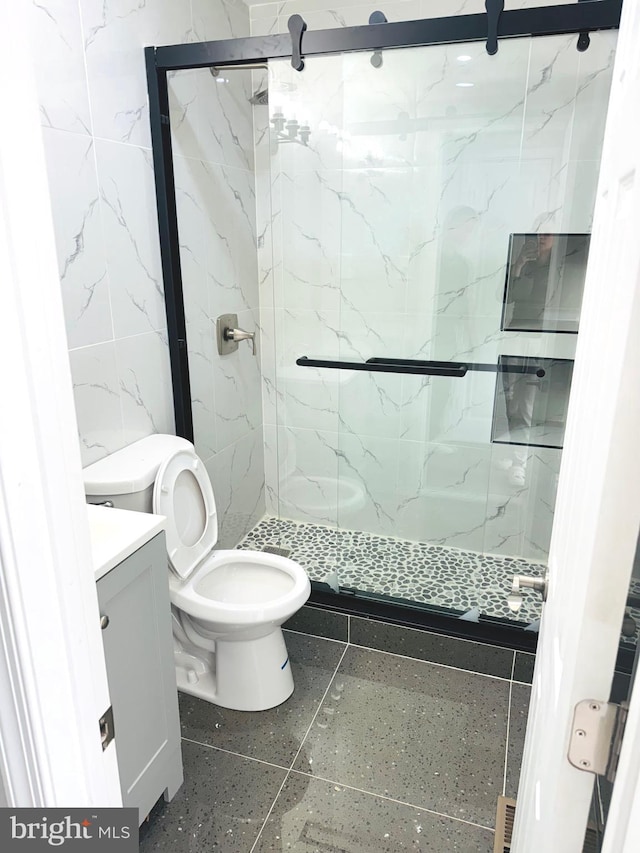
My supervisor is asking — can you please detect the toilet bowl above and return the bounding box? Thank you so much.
[83,434,311,711]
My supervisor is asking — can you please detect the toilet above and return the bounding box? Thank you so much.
[83,434,311,712]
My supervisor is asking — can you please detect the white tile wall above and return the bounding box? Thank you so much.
[68,341,124,465]
[115,331,175,444]
[31,0,92,135]
[277,426,340,526]
[31,0,264,546]
[249,0,574,30]
[41,129,112,350]
[168,50,265,544]
[255,8,617,561]
[204,427,266,548]
[80,0,192,147]
[95,140,167,338]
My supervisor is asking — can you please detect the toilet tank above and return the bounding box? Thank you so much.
[83,434,194,512]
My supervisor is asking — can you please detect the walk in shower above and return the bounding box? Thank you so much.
[148,1,621,644]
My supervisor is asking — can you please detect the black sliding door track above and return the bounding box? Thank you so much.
[152,1,621,70]
[145,0,622,651]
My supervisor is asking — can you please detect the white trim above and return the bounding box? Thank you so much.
[0,1,121,806]
[0,539,43,806]
[513,0,640,847]
[602,662,640,853]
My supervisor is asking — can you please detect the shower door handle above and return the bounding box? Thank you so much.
[296,356,546,378]
[296,356,467,377]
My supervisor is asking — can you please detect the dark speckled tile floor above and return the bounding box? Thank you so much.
[140,631,529,852]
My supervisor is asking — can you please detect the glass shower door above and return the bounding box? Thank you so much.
[259,28,616,622]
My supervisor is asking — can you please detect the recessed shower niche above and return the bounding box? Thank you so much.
[491,356,574,450]
[502,233,591,334]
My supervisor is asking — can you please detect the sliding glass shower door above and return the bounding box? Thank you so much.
[249,29,616,622]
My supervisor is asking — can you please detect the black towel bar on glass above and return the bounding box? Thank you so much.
[295,356,546,378]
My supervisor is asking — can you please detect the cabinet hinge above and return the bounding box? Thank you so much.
[99,705,115,751]
[568,699,628,782]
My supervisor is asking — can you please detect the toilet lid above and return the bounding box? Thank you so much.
[152,448,218,580]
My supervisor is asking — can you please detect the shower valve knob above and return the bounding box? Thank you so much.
[216,314,257,356]
[224,326,256,356]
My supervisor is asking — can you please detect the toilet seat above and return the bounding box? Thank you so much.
[168,549,310,626]
[153,448,218,580]
[154,448,310,625]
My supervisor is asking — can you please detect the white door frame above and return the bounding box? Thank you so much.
[513,0,640,848]
[601,663,640,853]
[0,0,121,807]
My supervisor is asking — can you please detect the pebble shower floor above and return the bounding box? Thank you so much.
[238,516,547,624]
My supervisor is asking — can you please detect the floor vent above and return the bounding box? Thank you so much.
[495,797,600,853]
[582,825,599,853]
[494,796,516,853]
[261,544,292,558]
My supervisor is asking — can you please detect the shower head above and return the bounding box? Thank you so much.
[249,88,269,106]
[207,65,269,106]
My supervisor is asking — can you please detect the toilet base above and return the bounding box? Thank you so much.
[174,627,295,711]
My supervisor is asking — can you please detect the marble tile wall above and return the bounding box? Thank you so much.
[170,59,265,546]
[30,0,263,546]
[248,0,579,36]
[254,9,617,561]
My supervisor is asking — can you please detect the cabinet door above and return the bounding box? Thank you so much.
[97,534,182,819]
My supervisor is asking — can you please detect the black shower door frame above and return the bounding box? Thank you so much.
[145,0,625,656]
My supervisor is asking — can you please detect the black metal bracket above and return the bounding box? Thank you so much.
[485,0,505,55]
[288,14,307,71]
[296,356,546,378]
[577,0,591,52]
[577,31,591,51]
[369,11,388,68]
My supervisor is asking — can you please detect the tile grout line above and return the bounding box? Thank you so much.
[503,661,516,797]
[503,651,517,794]
[283,627,347,645]
[248,644,350,853]
[180,736,289,773]
[287,767,497,834]
[287,625,521,683]
[247,770,290,853]
[287,614,535,682]
[346,641,514,683]
[347,612,531,655]
[287,642,350,771]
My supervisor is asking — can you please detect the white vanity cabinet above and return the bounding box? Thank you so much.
[96,532,182,823]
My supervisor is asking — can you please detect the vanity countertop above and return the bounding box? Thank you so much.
[87,504,166,581]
